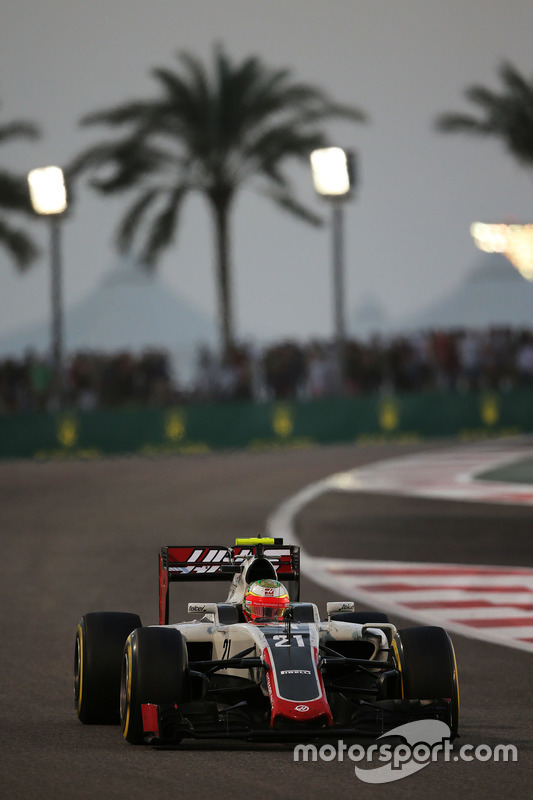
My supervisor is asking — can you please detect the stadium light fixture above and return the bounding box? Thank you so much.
[310,147,356,392]
[28,166,68,409]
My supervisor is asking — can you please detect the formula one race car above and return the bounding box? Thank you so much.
[74,538,459,744]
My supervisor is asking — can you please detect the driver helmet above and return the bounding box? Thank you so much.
[243,579,290,622]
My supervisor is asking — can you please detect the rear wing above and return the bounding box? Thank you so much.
[159,541,300,625]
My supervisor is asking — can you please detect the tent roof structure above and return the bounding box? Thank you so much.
[0,257,216,381]
[395,252,533,332]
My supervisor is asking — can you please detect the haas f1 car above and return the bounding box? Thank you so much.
[74,539,459,744]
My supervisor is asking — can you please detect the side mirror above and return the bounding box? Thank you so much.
[326,601,355,618]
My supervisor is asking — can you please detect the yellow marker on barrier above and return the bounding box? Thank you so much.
[235,538,275,546]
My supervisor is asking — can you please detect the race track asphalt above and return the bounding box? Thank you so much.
[0,441,531,800]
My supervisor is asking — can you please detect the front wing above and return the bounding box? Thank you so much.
[140,698,454,744]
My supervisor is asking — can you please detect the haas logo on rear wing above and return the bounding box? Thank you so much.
[162,545,298,575]
[167,547,233,575]
[158,543,300,625]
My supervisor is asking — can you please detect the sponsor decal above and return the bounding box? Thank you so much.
[378,397,400,432]
[294,705,310,712]
[168,546,295,576]
[281,669,311,675]
[272,405,294,438]
[164,409,186,442]
[56,414,79,448]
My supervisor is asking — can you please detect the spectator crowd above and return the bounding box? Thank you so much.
[2,326,533,413]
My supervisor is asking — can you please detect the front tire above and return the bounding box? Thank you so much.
[393,626,460,735]
[75,611,142,724]
[120,626,189,744]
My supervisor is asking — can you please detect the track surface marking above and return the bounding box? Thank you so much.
[268,439,533,653]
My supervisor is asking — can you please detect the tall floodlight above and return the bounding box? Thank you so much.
[310,147,355,393]
[28,166,68,409]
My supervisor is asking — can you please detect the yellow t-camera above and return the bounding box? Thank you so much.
[235,538,275,546]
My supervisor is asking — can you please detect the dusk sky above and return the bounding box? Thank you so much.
[2,1,533,347]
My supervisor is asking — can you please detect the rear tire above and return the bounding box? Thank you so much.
[120,626,189,744]
[75,612,142,724]
[393,626,460,735]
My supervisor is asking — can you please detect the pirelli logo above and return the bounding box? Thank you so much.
[280,669,311,675]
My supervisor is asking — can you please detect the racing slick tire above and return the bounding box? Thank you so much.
[75,611,142,724]
[393,626,460,735]
[120,626,189,744]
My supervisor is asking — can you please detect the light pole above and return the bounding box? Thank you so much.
[310,147,355,393]
[27,166,68,409]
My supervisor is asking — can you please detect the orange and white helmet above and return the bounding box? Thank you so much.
[243,579,289,622]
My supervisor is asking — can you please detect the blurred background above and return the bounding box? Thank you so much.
[2,0,533,412]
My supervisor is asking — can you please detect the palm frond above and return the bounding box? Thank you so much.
[140,185,188,265]
[258,186,323,226]
[66,141,127,179]
[80,101,156,127]
[116,187,162,252]
[463,85,502,110]
[243,124,326,181]
[0,216,40,269]
[435,113,492,134]
[0,107,41,270]
[0,120,41,145]
[0,171,35,213]
[67,137,170,191]
[435,59,533,166]
[499,61,533,100]
[152,66,211,147]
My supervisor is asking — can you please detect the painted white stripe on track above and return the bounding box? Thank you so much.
[266,440,533,654]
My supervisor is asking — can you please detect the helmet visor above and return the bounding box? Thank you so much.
[246,602,286,621]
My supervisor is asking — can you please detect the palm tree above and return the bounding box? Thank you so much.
[68,47,366,353]
[435,61,533,167]
[0,107,41,270]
